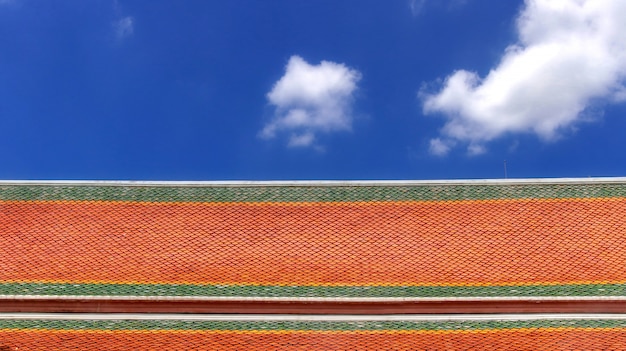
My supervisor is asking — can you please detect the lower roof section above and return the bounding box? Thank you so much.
[1,314,626,350]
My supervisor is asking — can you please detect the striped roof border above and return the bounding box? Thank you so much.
[1,318,626,331]
[2,282,625,298]
[2,178,626,202]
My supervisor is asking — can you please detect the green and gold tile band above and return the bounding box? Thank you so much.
[1,282,626,298]
[2,181,626,202]
[2,318,626,331]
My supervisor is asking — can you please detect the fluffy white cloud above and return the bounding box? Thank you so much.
[260,55,361,148]
[422,0,626,155]
[114,16,134,39]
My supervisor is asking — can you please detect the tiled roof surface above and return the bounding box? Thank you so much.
[1,179,626,298]
[3,179,626,349]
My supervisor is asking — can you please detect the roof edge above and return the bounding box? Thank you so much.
[0,177,625,187]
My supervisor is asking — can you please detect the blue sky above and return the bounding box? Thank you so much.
[1,0,626,180]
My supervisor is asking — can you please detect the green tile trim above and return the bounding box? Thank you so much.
[2,282,625,298]
[1,183,626,203]
[2,319,626,331]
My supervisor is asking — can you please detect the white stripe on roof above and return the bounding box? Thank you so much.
[0,177,625,187]
[1,313,626,322]
[1,295,626,302]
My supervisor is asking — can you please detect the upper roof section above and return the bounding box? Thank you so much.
[1,177,626,300]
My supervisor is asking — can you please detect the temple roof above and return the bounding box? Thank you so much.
[1,177,625,300]
[2,178,626,348]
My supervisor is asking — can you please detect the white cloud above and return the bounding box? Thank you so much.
[287,132,315,148]
[467,143,486,156]
[422,0,626,155]
[260,55,361,148]
[410,0,468,16]
[409,0,427,16]
[429,138,452,156]
[114,16,134,39]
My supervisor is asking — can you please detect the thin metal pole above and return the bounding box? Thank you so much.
[504,160,508,179]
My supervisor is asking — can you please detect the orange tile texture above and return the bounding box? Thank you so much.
[0,329,625,350]
[1,198,625,286]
